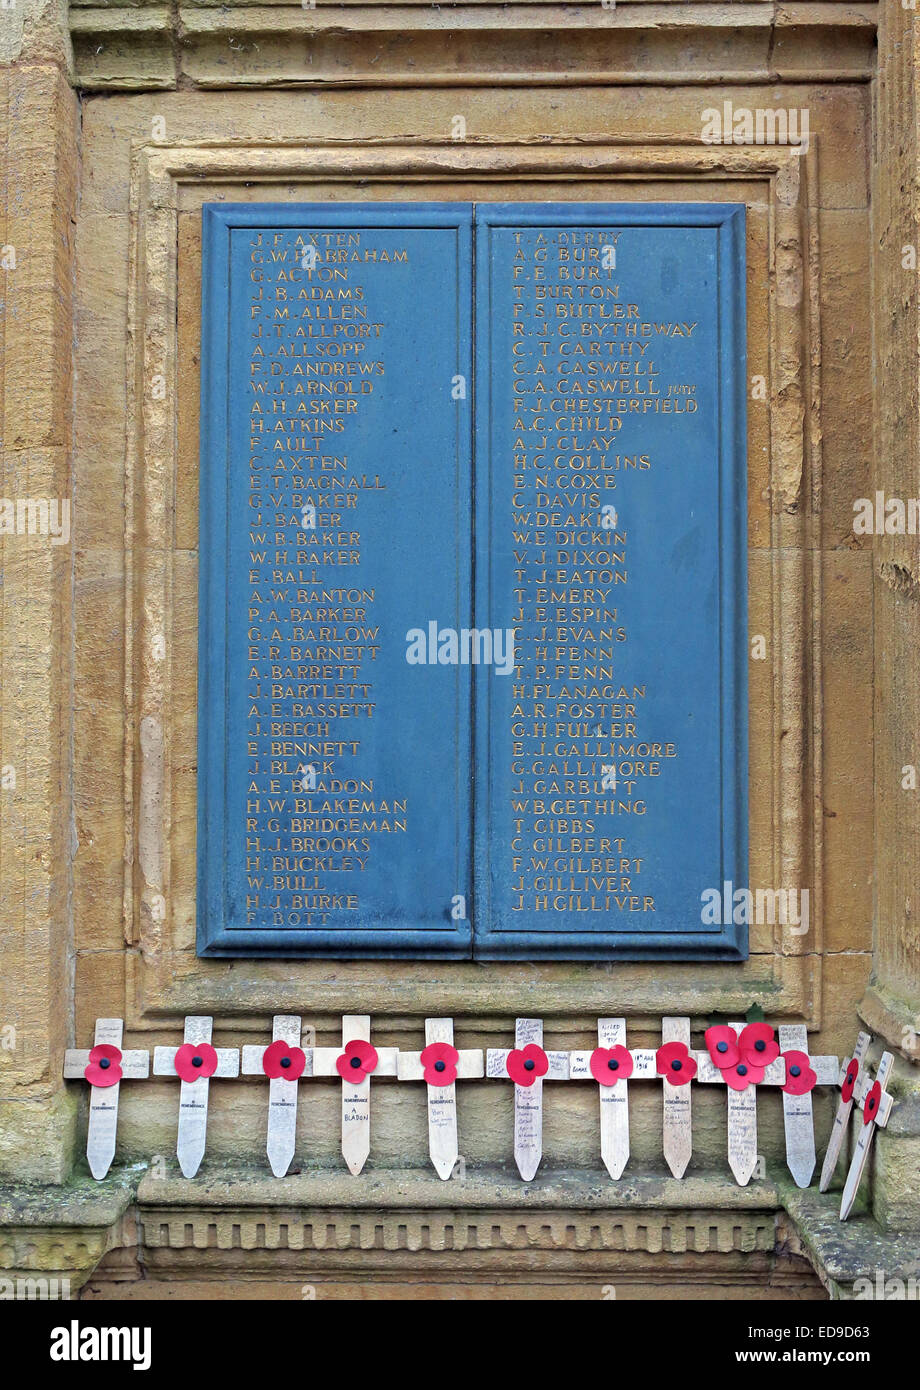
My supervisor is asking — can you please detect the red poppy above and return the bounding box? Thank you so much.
[589,1045,634,1086]
[506,1043,549,1087]
[739,1022,780,1068]
[174,1041,218,1082]
[781,1050,817,1096]
[84,1043,122,1088]
[262,1039,306,1081]
[656,1041,698,1086]
[863,1081,882,1126]
[420,1042,459,1087]
[841,1057,860,1103]
[705,1025,740,1069]
[336,1038,379,1083]
[721,1060,765,1091]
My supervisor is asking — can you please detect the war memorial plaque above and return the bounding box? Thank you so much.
[197,202,747,959]
[473,204,748,959]
[198,204,474,955]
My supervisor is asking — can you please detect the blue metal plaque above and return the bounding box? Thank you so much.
[198,201,747,960]
[198,204,473,955]
[473,203,748,959]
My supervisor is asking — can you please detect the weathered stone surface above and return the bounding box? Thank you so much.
[0,56,79,1182]
[66,2,877,95]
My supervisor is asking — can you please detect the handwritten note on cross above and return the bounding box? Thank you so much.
[241,1015,310,1177]
[397,1018,483,1180]
[310,1015,398,1175]
[486,1017,569,1181]
[153,1015,239,1178]
[840,1051,894,1221]
[63,1018,149,1180]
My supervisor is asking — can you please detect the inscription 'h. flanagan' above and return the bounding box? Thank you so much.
[197,202,747,961]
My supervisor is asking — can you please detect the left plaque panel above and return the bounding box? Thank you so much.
[197,205,473,956]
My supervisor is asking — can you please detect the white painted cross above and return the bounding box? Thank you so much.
[568,1018,653,1179]
[241,1015,309,1177]
[63,1018,150,1180]
[486,1017,569,1181]
[819,1031,872,1193]
[697,1021,777,1185]
[698,1021,838,1186]
[397,1018,483,1180]
[840,1051,895,1221]
[310,1015,398,1176]
[658,1016,697,1178]
[153,1015,240,1178]
[777,1022,839,1188]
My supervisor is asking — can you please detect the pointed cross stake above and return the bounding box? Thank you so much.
[486,1017,569,1181]
[840,1052,895,1221]
[310,1015,398,1176]
[819,1030,872,1192]
[241,1015,309,1177]
[697,1021,838,1186]
[153,1016,240,1178]
[397,1018,483,1180]
[63,1018,150,1180]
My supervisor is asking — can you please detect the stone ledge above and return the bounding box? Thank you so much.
[3,1162,916,1294]
[0,1166,142,1288]
[68,0,878,90]
[134,1166,785,1266]
[0,1164,142,1227]
[781,1185,920,1297]
[135,1162,782,1210]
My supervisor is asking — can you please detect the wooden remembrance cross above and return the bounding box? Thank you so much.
[397,1018,484,1179]
[309,1015,398,1175]
[241,1014,309,1177]
[486,1018,570,1181]
[153,1015,240,1178]
[63,1018,150,1180]
[839,1051,895,1221]
[819,1030,872,1192]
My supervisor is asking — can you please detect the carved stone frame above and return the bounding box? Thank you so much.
[124,138,822,1034]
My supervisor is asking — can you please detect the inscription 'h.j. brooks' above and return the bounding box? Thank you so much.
[197,202,747,960]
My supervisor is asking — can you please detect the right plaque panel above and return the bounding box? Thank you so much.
[474,203,748,960]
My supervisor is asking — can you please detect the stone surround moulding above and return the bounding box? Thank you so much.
[66,2,878,92]
[123,137,823,1032]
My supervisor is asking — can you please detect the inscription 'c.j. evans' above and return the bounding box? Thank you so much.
[197,202,747,959]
